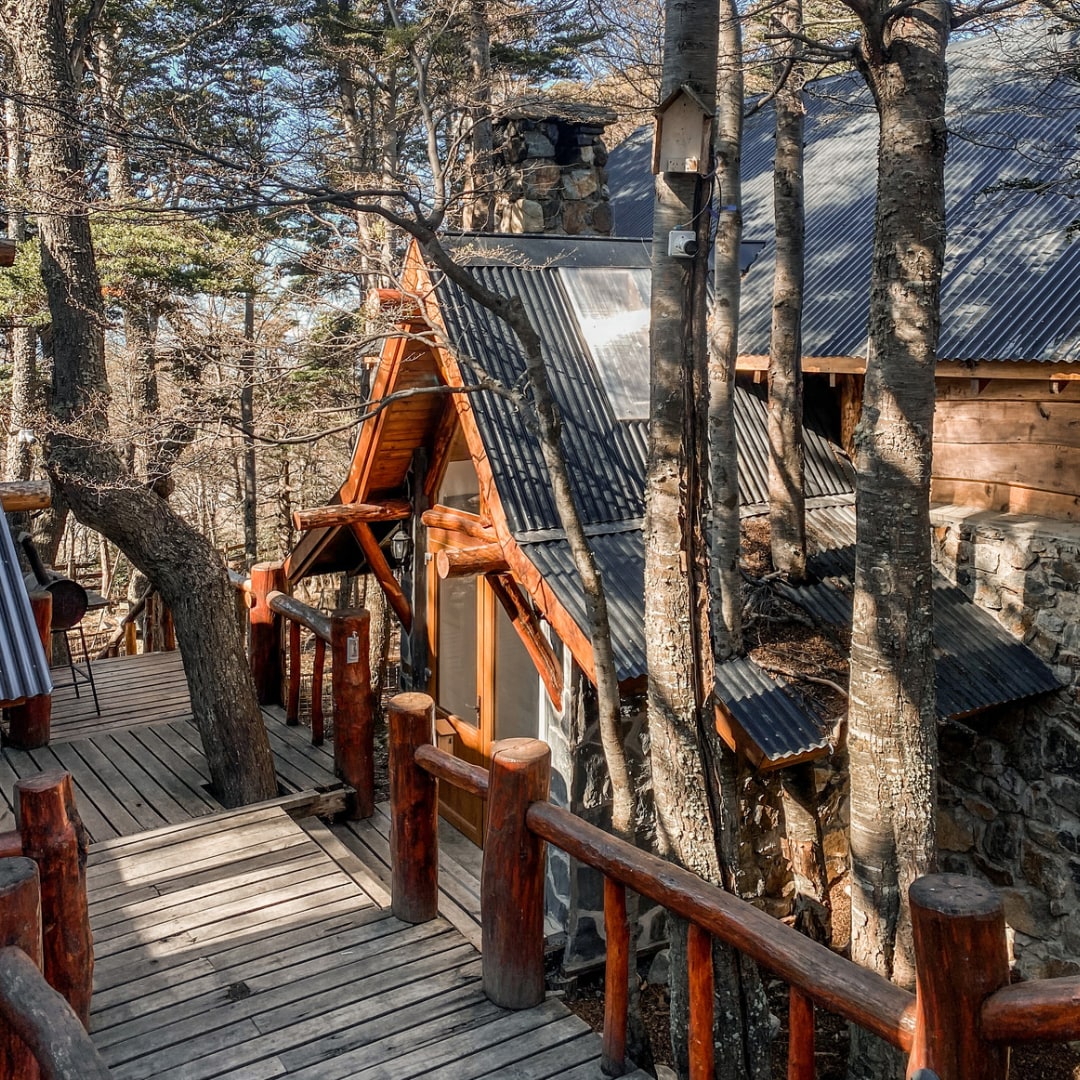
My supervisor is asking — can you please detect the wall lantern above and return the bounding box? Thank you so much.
[651,84,714,177]
[387,527,413,570]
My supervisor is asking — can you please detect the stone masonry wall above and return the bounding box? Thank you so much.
[930,505,1080,979]
[491,105,615,237]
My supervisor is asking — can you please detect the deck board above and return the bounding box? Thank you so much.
[87,805,619,1079]
[1,652,341,843]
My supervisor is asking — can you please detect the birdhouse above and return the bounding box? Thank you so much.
[0,238,15,268]
[651,84,714,177]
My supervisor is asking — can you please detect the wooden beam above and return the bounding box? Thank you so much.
[352,522,412,631]
[487,572,564,707]
[435,543,509,579]
[366,287,422,319]
[0,481,50,512]
[421,505,495,542]
[292,498,411,532]
[737,355,1080,381]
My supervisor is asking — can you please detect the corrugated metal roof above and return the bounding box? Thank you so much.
[522,530,831,761]
[605,24,1080,363]
[776,502,1063,719]
[435,234,856,536]
[0,514,52,704]
[714,658,829,764]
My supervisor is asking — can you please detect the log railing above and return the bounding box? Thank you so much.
[0,771,104,1079]
[231,562,375,820]
[387,692,1080,1080]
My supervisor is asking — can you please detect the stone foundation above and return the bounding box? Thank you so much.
[930,505,1080,979]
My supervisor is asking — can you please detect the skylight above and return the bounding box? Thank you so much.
[560,267,651,421]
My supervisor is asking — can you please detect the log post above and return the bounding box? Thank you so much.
[16,773,92,1028]
[602,877,629,1076]
[123,620,137,656]
[331,609,374,819]
[311,636,326,746]
[8,592,53,750]
[687,922,715,1080]
[0,858,43,1080]
[788,985,815,1080]
[250,562,286,706]
[388,692,438,924]
[481,738,550,1010]
[907,874,1011,1080]
[286,620,301,726]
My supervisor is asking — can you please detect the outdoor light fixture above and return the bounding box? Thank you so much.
[388,528,413,570]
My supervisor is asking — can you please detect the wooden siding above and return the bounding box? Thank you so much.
[931,379,1080,521]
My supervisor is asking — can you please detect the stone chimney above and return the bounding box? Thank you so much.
[491,102,616,236]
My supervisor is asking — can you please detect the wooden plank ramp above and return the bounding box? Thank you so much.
[87,804,650,1079]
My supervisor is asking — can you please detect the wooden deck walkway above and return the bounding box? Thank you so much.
[4,650,646,1078]
[0,651,342,841]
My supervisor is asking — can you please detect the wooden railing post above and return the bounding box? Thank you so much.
[481,738,550,1010]
[16,773,92,1028]
[8,592,53,751]
[687,922,715,1080]
[788,985,815,1080]
[250,562,286,706]
[311,637,326,746]
[286,620,302,726]
[0,857,43,1079]
[389,693,438,924]
[331,608,374,819]
[908,874,1010,1080]
[602,877,629,1075]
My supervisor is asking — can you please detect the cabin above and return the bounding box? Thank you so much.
[285,229,1063,968]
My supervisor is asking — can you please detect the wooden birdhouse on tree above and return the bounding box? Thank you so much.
[0,238,16,267]
[651,84,713,176]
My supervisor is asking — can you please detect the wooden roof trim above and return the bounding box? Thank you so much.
[737,354,1080,380]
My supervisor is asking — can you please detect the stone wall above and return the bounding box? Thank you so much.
[930,505,1080,979]
[491,104,614,237]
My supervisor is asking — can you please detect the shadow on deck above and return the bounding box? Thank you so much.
[2,650,641,1078]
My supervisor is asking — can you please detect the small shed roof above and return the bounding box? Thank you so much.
[0,513,52,704]
[606,24,1080,363]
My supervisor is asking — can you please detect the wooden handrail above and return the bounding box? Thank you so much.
[267,591,331,643]
[525,799,917,1051]
[226,569,252,599]
[409,739,916,1047]
[0,947,111,1079]
[981,975,1080,1043]
[414,743,489,799]
[393,705,1080,1076]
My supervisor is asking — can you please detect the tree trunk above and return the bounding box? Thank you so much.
[646,0,768,1074]
[708,0,744,662]
[463,0,495,232]
[4,94,37,486]
[767,0,807,581]
[241,290,258,566]
[845,7,948,1076]
[2,0,278,809]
